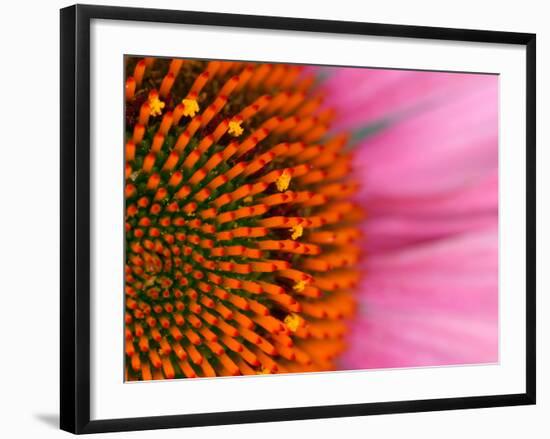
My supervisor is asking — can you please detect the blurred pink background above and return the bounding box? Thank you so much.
[317,67,498,369]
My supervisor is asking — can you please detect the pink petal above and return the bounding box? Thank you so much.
[340,228,498,370]
[359,170,498,252]
[320,68,497,131]
[353,79,498,199]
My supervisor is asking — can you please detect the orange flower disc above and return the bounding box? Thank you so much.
[124,57,363,380]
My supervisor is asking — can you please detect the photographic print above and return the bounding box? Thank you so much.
[60,6,535,432]
[123,56,498,382]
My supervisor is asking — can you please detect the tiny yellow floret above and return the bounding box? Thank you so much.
[181,98,200,117]
[149,96,165,117]
[275,170,291,192]
[293,280,307,293]
[228,119,244,137]
[284,313,304,332]
[256,367,272,375]
[290,224,303,240]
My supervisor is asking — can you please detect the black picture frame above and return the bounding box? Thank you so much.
[60,4,536,434]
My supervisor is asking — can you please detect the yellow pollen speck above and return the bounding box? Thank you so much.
[243,196,253,203]
[181,98,199,117]
[228,120,244,137]
[149,96,165,117]
[284,313,304,332]
[256,367,272,375]
[293,280,307,292]
[290,224,303,240]
[275,171,291,192]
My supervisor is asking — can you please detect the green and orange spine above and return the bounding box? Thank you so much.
[124,57,363,380]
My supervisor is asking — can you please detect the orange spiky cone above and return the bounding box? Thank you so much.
[124,57,363,380]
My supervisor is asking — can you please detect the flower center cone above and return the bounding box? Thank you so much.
[124,57,364,380]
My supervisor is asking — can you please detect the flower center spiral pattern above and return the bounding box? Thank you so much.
[124,57,363,380]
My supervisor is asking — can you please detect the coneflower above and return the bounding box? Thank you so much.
[124,57,363,380]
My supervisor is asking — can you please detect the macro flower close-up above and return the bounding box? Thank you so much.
[123,57,498,381]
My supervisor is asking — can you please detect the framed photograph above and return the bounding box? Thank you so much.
[60,4,536,434]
